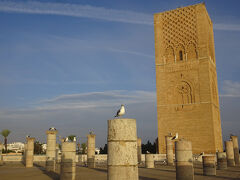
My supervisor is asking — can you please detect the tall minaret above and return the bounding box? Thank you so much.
[154,3,223,154]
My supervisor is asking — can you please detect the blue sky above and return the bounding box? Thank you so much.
[0,0,240,147]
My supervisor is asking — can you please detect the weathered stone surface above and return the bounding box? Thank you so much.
[61,142,76,180]
[230,135,239,166]
[87,134,96,168]
[202,155,216,176]
[0,143,3,165]
[145,154,154,168]
[165,136,174,166]
[225,141,235,167]
[217,152,227,170]
[137,138,142,164]
[154,3,223,154]
[26,137,35,168]
[107,118,138,180]
[46,130,58,172]
[175,139,194,180]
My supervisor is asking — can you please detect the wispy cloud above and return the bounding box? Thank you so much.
[0,90,156,115]
[106,47,155,59]
[220,80,240,97]
[0,1,240,31]
[214,24,240,31]
[36,90,156,110]
[0,90,157,144]
[0,1,152,25]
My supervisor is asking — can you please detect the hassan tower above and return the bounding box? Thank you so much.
[154,3,223,154]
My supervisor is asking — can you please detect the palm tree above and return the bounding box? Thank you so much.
[81,143,87,154]
[1,129,11,152]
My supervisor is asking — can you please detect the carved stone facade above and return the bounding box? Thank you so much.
[154,3,223,154]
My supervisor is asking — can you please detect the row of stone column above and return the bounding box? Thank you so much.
[107,118,194,180]
[107,118,240,180]
[16,121,240,180]
[107,118,193,180]
[22,129,96,180]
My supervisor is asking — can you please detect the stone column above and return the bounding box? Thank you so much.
[217,152,227,170]
[23,143,27,165]
[225,141,235,167]
[230,135,239,166]
[165,135,174,166]
[145,154,154,168]
[175,139,194,180]
[107,118,138,180]
[56,144,59,163]
[46,130,58,172]
[202,155,216,176]
[60,142,76,180]
[87,133,96,168]
[137,138,142,164]
[0,143,3,165]
[26,137,35,168]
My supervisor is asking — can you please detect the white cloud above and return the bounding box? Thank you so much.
[0,90,157,145]
[37,90,156,111]
[0,1,240,31]
[213,23,240,31]
[220,80,240,97]
[106,47,155,59]
[0,1,153,25]
[0,90,156,114]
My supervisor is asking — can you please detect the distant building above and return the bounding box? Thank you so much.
[95,148,100,155]
[42,143,47,152]
[6,142,25,153]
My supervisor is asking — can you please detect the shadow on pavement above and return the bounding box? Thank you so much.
[34,163,60,180]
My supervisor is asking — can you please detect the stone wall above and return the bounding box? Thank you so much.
[2,154,167,163]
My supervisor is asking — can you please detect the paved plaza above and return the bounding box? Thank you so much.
[0,163,239,180]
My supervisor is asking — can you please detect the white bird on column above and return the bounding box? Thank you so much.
[115,104,125,117]
[171,133,178,140]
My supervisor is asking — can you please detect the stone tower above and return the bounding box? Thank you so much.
[154,3,223,154]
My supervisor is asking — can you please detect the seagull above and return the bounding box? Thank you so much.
[73,137,76,142]
[26,135,30,138]
[65,137,69,142]
[171,133,178,140]
[49,127,56,131]
[115,104,125,117]
[199,152,204,156]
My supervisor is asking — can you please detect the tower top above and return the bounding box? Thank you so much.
[154,3,215,65]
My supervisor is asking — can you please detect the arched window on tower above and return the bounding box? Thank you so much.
[176,81,194,105]
[179,50,183,61]
[176,44,185,61]
[164,46,175,63]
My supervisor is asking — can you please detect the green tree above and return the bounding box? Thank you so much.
[34,141,43,154]
[1,129,11,152]
[81,143,87,154]
[67,135,76,142]
[100,144,108,154]
[142,140,157,154]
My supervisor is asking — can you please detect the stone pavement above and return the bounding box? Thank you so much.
[0,163,239,180]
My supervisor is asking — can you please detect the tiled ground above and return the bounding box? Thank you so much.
[0,163,239,180]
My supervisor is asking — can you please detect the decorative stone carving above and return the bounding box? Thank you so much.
[176,81,193,105]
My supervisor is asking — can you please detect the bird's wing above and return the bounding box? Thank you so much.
[115,109,120,117]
